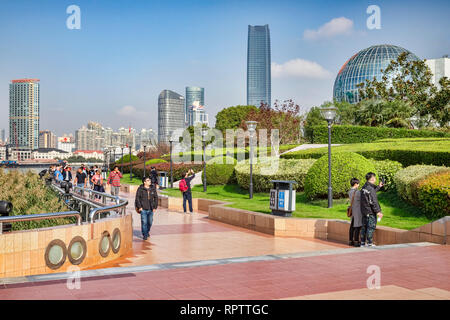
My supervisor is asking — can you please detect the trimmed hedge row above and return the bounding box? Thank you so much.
[281,138,450,167]
[202,156,237,185]
[304,152,377,200]
[371,159,403,192]
[235,158,316,192]
[393,165,449,206]
[117,162,203,182]
[416,171,450,219]
[306,125,449,144]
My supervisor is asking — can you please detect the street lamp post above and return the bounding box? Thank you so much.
[320,106,337,208]
[121,146,124,174]
[143,145,147,178]
[129,145,133,182]
[201,127,208,192]
[246,121,257,199]
[169,135,174,188]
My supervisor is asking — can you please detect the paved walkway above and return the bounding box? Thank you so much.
[280,143,342,155]
[1,189,449,300]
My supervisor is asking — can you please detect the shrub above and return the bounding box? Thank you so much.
[307,125,449,144]
[371,159,403,191]
[416,171,450,219]
[393,165,449,205]
[202,156,237,185]
[282,138,450,167]
[116,154,139,163]
[0,170,72,231]
[145,158,167,165]
[304,152,377,200]
[235,158,316,192]
[130,162,203,182]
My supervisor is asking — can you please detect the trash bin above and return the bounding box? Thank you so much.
[269,180,296,217]
[159,171,169,189]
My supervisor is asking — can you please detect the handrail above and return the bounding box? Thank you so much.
[0,211,81,234]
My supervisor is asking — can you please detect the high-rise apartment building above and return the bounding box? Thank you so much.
[0,129,5,144]
[39,130,57,149]
[187,101,209,127]
[426,56,450,89]
[158,90,185,144]
[185,87,204,126]
[247,25,271,107]
[9,79,40,149]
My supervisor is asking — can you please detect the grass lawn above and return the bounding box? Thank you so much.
[162,184,432,230]
[120,176,143,185]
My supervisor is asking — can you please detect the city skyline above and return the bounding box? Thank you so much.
[0,0,449,137]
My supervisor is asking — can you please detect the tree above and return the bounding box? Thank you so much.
[357,52,449,127]
[215,105,258,132]
[243,99,303,145]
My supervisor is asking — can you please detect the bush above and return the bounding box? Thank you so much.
[282,138,450,167]
[145,158,167,165]
[116,154,139,163]
[371,159,403,191]
[202,156,237,185]
[130,162,203,182]
[307,125,449,144]
[235,158,316,192]
[393,165,449,205]
[416,171,450,219]
[0,170,72,231]
[304,152,377,200]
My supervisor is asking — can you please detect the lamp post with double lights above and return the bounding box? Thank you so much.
[121,145,124,174]
[143,145,147,178]
[320,106,337,208]
[246,121,257,199]
[128,144,133,182]
[169,134,174,188]
[201,127,208,192]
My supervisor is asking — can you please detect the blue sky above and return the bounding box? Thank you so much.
[0,0,449,136]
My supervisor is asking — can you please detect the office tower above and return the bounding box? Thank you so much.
[426,56,450,89]
[9,79,40,149]
[0,129,5,143]
[158,90,185,144]
[185,87,204,126]
[247,25,271,107]
[39,130,57,148]
[187,101,209,127]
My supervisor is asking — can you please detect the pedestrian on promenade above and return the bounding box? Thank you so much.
[108,165,123,198]
[348,178,362,247]
[54,165,64,182]
[92,169,104,199]
[135,176,158,240]
[180,169,195,214]
[360,172,384,247]
[150,166,159,188]
[88,166,95,189]
[62,166,72,182]
[74,167,88,194]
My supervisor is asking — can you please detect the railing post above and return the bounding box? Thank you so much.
[0,223,3,235]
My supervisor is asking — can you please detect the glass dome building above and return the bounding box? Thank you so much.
[333,44,419,104]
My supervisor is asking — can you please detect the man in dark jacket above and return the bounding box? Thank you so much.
[135,176,158,240]
[150,166,159,188]
[360,172,384,247]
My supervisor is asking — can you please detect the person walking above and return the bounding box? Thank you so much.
[74,167,88,195]
[360,172,384,247]
[54,165,64,183]
[108,165,123,198]
[92,169,104,199]
[180,169,195,214]
[135,176,158,240]
[150,166,159,188]
[348,178,362,247]
[62,166,72,182]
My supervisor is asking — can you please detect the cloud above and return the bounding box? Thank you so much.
[303,17,354,40]
[272,59,332,79]
[116,105,149,119]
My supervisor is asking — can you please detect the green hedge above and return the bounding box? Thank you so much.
[371,159,403,192]
[416,171,450,219]
[145,158,167,165]
[304,152,377,200]
[116,154,139,163]
[282,138,450,167]
[393,165,449,206]
[202,156,237,185]
[235,158,316,192]
[307,125,449,144]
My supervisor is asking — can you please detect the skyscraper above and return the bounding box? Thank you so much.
[9,79,40,149]
[185,87,204,126]
[247,25,271,107]
[39,130,57,149]
[187,101,209,127]
[158,90,185,144]
[426,56,450,89]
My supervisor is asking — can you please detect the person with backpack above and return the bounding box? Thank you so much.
[135,176,158,240]
[179,169,195,214]
[360,172,384,247]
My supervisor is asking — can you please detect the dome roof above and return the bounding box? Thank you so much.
[333,44,420,103]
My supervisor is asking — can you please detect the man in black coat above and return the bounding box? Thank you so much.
[360,172,384,247]
[135,176,158,240]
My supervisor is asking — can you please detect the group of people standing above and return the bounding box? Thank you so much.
[348,172,384,247]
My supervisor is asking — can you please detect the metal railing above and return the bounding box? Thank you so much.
[0,211,81,235]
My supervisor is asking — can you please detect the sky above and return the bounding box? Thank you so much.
[0,0,449,137]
